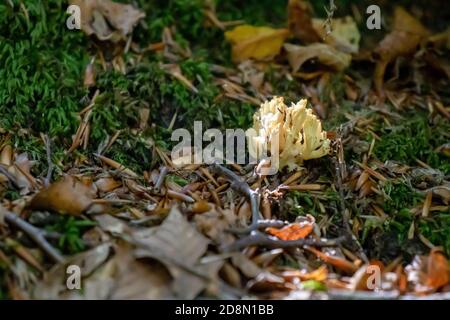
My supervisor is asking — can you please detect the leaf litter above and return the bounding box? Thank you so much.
[0,0,450,301]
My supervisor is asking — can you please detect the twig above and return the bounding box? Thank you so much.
[227,219,288,235]
[211,164,261,230]
[334,138,368,262]
[4,211,65,263]
[154,166,168,192]
[43,134,54,187]
[223,231,345,252]
[0,164,19,189]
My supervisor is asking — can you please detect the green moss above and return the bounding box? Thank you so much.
[0,0,88,137]
[373,115,450,174]
[418,211,450,255]
[46,216,97,255]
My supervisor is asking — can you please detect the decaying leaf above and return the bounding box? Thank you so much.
[266,216,315,240]
[373,7,429,95]
[132,206,222,299]
[405,248,450,293]
[287,0,321,43]
[225,25,289,62]
[33,243,112,299]
[312,16,361,53]
[30,176,95,216]
[70,0,145,43]
[251,97,330,171]
[284,43,351,72]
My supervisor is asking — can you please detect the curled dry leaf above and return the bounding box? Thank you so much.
[405,248,449,293]
[225,25,289,63]
[373,7,429,95]
[284,43,352,72]
[287,0,321,43]
[266,216,315,240]
[70,0,145,43]
[312,16,361,53]
[251,97,330,171]
[30,176,95,216]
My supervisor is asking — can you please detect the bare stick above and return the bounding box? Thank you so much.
[4,211,65,263]
[154,166,168,192]
[223,231,345,252]
[334,138,368,262]
[43,134,54,187]
[227,219,288,235]
[211,164,261,230]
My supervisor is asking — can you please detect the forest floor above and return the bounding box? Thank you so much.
[0,0,449,299]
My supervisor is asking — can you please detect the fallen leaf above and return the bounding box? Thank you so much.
[373,7,429,95]
[30,176,95,216]
[287,0,321,43]
[95,177,122,193]
[284,43,352,72]
[225,25,289,62]
[312,16,361,53]
[70,0,145,43]
[306,247,358,274]
[425,249,449,290]
[282,265,328,282]
[33,243,112,299]
[266,217,314,240]
[132,206,222,299]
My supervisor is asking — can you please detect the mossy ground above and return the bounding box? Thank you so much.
[0,0,449,264]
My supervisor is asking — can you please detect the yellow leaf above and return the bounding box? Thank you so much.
[312,16,361,53]
[225,25,289,62]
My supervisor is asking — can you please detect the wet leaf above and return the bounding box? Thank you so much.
[225,25,289,62]
[30,176,95,216]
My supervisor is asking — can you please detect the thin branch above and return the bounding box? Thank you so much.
[211,164,261,230]
[154,166,168,192]
[222,231,345,252]
[334,138,368,262]
[227,219,288,235]
[4,211,65,263]
[43,134,54,187]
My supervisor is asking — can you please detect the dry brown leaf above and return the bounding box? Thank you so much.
[287,0,321,43]
[225,25,289,62]
[425,249,449,290]
[30,176,95,216]
[95,177,122,193]
[406,249,450,293]
[306,247,358,274]
[33,243,112,299]
[70,0,145,42]
[132,206,222,299]
[284,43,352,72]
[373,7,429,95]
